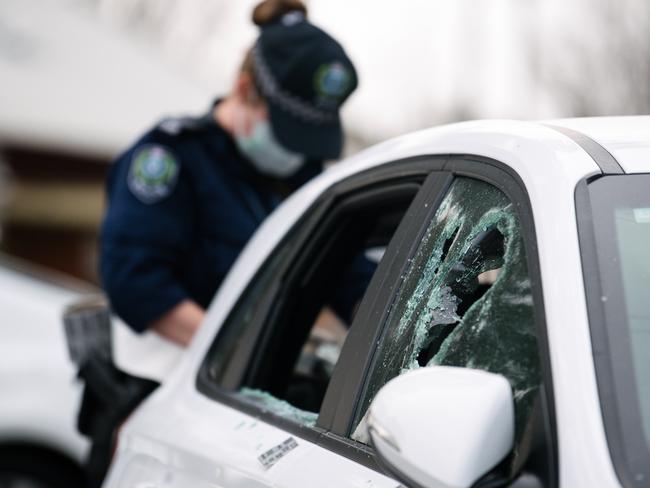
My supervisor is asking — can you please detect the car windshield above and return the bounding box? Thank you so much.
[582,174,650,483]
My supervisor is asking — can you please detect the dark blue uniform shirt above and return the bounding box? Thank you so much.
[100,111,372,333]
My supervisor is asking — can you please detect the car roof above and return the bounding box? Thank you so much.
[327,119,597,185]
[328,117,650,186]
[547,116,650,174]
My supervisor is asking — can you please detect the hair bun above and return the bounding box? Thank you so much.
[252,0,308,27]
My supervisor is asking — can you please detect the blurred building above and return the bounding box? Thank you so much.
[0,0,212,282]
[1,0,647,280]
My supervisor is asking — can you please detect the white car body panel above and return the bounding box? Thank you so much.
[0,260,89,461]
[109,391,397,488]
[547,116,650,173]
[105,117,650,488]
[0,253,182,472]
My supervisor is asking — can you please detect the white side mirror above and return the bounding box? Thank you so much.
[367,366,514,488]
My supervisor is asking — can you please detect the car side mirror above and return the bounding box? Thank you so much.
[367,366,514,488]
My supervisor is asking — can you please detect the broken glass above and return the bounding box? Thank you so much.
[238,388,318,427]
[352,178,540,447]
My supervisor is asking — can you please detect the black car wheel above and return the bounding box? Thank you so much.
[0,445,85,488]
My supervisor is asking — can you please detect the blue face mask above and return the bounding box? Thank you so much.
[235,116,305,178]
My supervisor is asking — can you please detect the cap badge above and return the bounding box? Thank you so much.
[314,62,352,109]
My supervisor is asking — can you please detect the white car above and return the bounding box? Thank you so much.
[0,256,181,488]
[0,256,88,487]
[104,117,650,488]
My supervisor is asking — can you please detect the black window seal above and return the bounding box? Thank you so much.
[575,176,650,488]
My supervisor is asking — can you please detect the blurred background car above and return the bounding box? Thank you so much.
[0,254,183,488]
[0,255,90,487]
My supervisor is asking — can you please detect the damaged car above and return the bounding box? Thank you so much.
[102,117,650,488]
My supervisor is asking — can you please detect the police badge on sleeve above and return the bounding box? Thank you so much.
[128,145,180,204]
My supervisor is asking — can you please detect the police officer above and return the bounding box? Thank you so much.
[100,0,363,346]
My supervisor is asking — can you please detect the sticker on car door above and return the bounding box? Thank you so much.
[258,437,299,470]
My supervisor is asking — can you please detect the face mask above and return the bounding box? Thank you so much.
[234,113,305,178]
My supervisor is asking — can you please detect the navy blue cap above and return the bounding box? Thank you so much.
[252,12,358,160]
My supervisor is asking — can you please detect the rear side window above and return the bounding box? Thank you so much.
[352,177,542,462]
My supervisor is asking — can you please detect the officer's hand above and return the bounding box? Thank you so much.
[149,300,205,346]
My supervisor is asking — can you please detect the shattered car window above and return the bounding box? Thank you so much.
[238,388,318,427]
[352,178,541,446]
